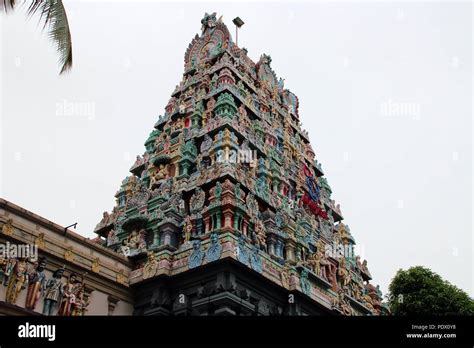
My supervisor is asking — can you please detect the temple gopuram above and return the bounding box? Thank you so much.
[93,13,388,316]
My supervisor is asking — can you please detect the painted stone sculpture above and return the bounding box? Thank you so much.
[188,240,205,269]
[25,257,48,310]
[43,267,65,316]
[206,232,222,262]
[5,258,28,304]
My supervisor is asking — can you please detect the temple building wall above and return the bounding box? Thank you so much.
[0,199,134,316]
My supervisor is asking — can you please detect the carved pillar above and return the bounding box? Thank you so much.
[180,162,190,176]
[272,178,280,193]
[160,226,178,249]
[108,295,119,316]
[285,239,296,263]
[223,210,232,228]
[152,228,160,248]
[233,212,241,231]
[267,235,276,257]
[215,211,222,230]
[243,219,249,236]
[195,214,203,236]
[204,215,211,234]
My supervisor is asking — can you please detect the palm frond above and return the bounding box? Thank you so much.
[1,0,73,74]
[27,0,73,74]
[0,0,17,12]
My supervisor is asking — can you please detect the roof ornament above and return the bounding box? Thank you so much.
[201,12,217,36]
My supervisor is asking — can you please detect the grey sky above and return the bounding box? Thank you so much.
[1,0,472,297]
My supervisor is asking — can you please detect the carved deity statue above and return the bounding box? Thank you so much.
[71,287,90,316]
[190,188,205,213]
[234,183,242,200]
[183,216,193,243]
[238,103,247,119]
[318,249,333,282]
[362,287,375,312]
[280,265,291,288]
[107,229,119,247]
[2,219,14,236]
[246,193,258,217]
[214,181,222,199]
[0,256,6,284]
[253,220,267,252]
[143,251,159,279]
[43,267,65,316]
[201,12,217,35]
[1,257,16,286]
[351,278,364,301]
[206,97,216,116]
[334,289,353,316]
[126,230,140,250]
[306,252,321,276]
[58,273,83,316]
[137,229,147,250]
[151,164,168,185]
[361,259,372,278]
[338,257,351,288]
[95,211,110,230]
[5,258,28,304]
[25,257,47,310]
[200,134,213,156]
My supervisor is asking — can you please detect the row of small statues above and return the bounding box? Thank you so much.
[0,257,89,316]
[301,244,383,313]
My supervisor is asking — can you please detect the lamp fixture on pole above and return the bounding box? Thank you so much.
[232,17,245,46]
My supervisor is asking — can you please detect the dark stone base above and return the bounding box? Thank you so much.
[132,259,333,316]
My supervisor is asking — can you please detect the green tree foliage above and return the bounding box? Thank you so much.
[388,266,474,315]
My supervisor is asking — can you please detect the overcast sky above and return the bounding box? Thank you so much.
[1,0,472,297]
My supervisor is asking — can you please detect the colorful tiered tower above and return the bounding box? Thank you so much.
[94,12,388,315]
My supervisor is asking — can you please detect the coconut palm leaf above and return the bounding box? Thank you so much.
[0,0,16,12]
[1,0,73,74]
